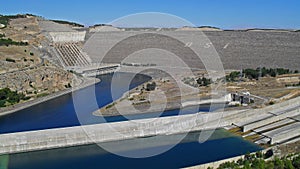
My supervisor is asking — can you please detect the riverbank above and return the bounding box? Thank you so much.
[184,139,300,169]
[93,72,231,117]
[0,76,100,117]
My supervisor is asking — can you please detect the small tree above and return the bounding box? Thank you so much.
[264,149,274,159]
[197,77,212,87]
[146,82,156,91]
[292,155,300,168]
[274,157,285,169]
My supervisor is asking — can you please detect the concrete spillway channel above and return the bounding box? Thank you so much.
[232,97,300,145]
[242,107,300,132]
[253,119,295,133]
[263,122,300,144]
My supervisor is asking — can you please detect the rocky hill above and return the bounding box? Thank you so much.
[0,14,73,105]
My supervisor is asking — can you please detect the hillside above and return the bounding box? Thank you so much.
[0,14,73,107]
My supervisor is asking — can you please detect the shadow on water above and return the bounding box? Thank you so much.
[6,130,262,169]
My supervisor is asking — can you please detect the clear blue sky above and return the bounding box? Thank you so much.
[1,0,300,29]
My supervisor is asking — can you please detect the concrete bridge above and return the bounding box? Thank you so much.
[77,64,120,77]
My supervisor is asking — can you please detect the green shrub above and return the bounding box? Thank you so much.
[0,38,28,46]
[226,71,241,82]
[5,58,15,62]
[197,77,212,86]
[0,88,27,106]
[269,101,275,105]
[146,82,156,91]
[264,149,274,159]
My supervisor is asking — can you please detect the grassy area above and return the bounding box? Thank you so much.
[228,127,243,135]
[36,93,49,98]
[228,127,263,143]
[244,134,262,142]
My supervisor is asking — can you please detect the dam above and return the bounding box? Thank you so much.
[38,20,300,76]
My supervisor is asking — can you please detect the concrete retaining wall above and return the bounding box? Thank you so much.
[49,31,86,42]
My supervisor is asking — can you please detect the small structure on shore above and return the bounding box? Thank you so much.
[229,91,254,106]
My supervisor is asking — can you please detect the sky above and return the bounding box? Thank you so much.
[1,0,300,29]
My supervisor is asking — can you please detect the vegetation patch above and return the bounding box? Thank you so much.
[146,82,156,91]
[36,93,49,98]
[0,88,30,107]
[5,58,16,63]
[51,20,84,27]
[105,103,115,109]
[215,151,300,169]
[226,67,298,82]
[197,77,212,86]
[0,38,28,46]
[0,14,29,28]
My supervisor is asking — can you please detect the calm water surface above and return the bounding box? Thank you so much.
[0,73,261,169]
[0,73,219,134]
[2,130,261,169]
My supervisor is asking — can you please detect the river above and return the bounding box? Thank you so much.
[0,73,261,168]
[0,73,219,134]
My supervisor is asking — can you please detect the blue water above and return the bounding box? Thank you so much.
[4,130,262,169]
[0,72,262,169]
[0,72,220,134]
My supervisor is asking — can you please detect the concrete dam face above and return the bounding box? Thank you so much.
[84,30,300,70]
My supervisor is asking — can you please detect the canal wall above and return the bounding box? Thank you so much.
[0,97,299,155]
[0,111,233,155]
